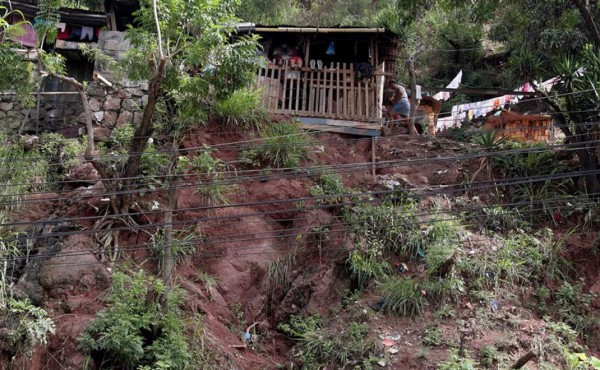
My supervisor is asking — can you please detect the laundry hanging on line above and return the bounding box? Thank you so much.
[433,70,463,101]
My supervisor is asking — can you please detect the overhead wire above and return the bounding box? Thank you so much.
[3,198,596,267]
[0,136,599,207]
[0,167,597,245]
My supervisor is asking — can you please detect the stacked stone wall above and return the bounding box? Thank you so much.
[86,80,148,140]
[1,30,147,137]
[0,80,148,139]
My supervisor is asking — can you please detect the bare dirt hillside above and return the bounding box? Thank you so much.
[5,124,599,370]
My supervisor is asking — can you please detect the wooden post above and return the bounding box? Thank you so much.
[406,55,420,135]
[282,61,289,111]
[336,62,341,116]
[328,62,334,117]
[371,137,376,176]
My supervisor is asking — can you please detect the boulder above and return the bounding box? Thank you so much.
[87,81,106,97]
[93,126,112,142]
[133,112,143,125]
[121,98,139,112]
[38,234,110,296]
[66,162,100,184]
[0,102,14,111]
[117,88,132,99]
[103,110,118,127]
[102,96,121,111]
[117,111,132,126]
[93,111,105,123]
[89,98,101,112]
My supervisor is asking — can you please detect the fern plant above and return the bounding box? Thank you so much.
[78,269,191,369]
[3,298,55,357]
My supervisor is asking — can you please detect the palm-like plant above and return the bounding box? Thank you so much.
[471,131,506,183]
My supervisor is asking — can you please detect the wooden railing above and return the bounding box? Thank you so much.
[255,60,383,122]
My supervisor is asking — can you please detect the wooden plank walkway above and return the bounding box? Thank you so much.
[297,117,382,137]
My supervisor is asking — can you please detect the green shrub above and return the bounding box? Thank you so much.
[480,206,526,233]
[266,252,296,291]
[179,147,232,206]
[493,147,571,222]
[347,247,390,290]
[424,242,457,277]
[434,303,457,320]
[211,88,265,128]
[458,230,569,290]
[240,120,310,168]
[309,173,350,206]
[423,277,466,302]
[150,227,197,270]
[422,326,443,347]
[478,345,499,367]
[345,201,421,257]
[2,298,55,358]
[0,133,82,209]
[278,315,375,368]
[378,276,426,316]
[79,269,191,369]
[438,349,477,370]
[554,281,597,335]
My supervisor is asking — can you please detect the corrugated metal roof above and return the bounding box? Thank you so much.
[237,23,388,34]
[1,0,106,26]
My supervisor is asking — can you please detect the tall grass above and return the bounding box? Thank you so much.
[211,89,265,128]
[240,120,311,168]
[378,276,426,316]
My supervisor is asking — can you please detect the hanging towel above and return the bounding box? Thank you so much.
[15,23,38,47]
[57,24,70,40]
[81,26,94,41]
[67,26,82,41]
[433,70,463,101]
[326,41,335,56]
[56,22,66,32]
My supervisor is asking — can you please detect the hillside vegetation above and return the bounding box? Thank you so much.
[0,0,599,369]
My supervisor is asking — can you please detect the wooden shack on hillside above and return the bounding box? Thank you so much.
[240,25,398,136]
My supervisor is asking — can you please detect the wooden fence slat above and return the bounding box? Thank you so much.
[349,65,355,117]
[365,79,370,118]
[282,61,289,111]
[302,67,309,112]
[275,61,282,114]
[320,70,326,116]
[336,62,341,117]
[308,68,314,113]
[295,69,301,113]
[255,62,380,122]
[342,63,347,118]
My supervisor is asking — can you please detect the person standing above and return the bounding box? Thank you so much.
[387,79,410,125]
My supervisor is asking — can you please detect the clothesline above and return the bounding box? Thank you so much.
[436,77,564,131]
[9,15,101,48]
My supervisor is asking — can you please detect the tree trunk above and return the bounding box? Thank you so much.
[119,57,168,212]
[572,0,600,48]
[531,81,600,194]
[511,351,536,369]
[405,58,419,136]
[162,181,175,300]
[160,144,179,308]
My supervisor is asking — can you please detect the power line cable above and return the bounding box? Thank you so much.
[0,137,598,206]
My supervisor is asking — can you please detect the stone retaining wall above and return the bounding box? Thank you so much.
[0,80,148,138]
[1,30,147,137]
[87,80,148,140]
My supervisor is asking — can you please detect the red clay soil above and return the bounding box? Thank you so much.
[6,126,598,369]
